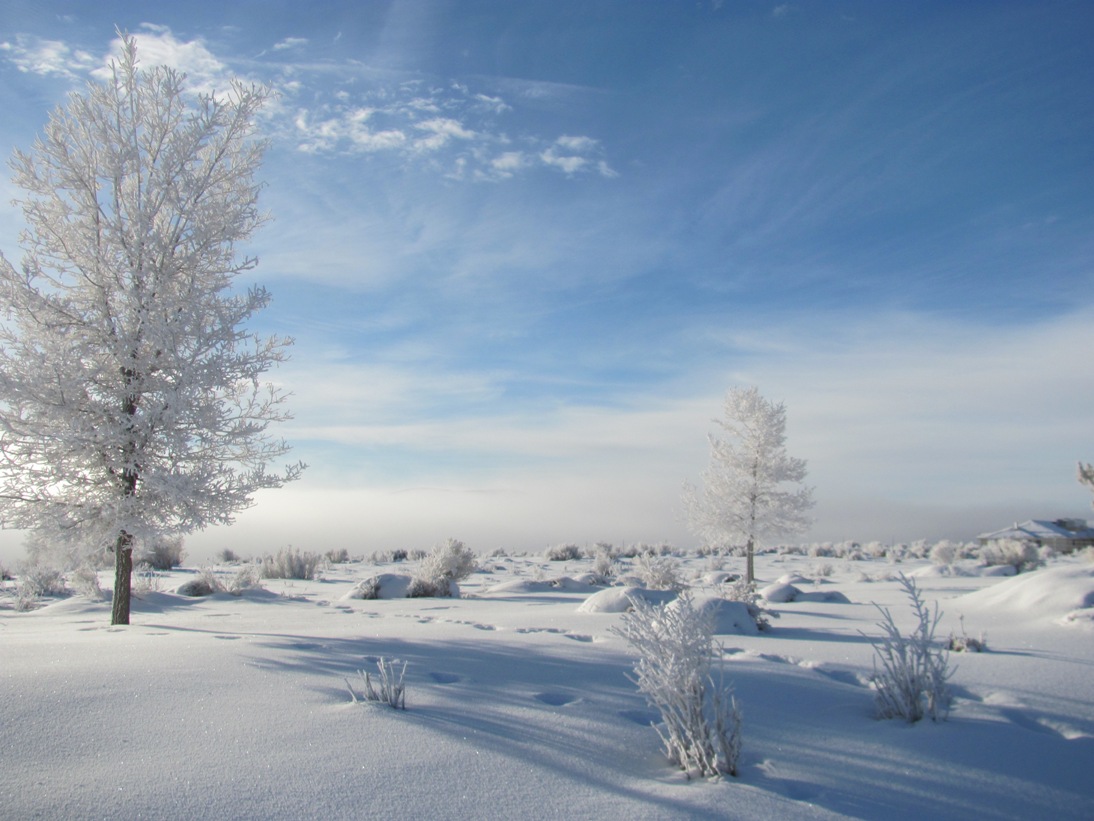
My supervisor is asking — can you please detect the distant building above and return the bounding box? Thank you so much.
[977,519,1094,553]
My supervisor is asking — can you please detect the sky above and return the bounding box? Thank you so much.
[0,1,1092,561]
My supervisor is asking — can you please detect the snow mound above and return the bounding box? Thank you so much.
[776,573,810,585]
[341,573,413,600]
[698,570,740,586]
[956,564,1094,619]
[482,576,601,596]
[681,594,759,635]
[759,582,802,603]
[576,586,677,613]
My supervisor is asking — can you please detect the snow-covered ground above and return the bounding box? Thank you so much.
[2,549,1092,820]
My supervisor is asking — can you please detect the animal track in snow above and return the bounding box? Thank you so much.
[429,672,461,684]
[534,692,578,706]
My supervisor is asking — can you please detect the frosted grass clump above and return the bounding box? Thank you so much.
[612,590,741,778]
[864,575,953,722]
[409,539,477,597]
[262,547,323,580]
[346,658,407,710]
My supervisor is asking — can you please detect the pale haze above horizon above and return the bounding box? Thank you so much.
[1,1,1092,562]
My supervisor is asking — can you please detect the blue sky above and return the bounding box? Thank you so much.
[1,1,1092,558]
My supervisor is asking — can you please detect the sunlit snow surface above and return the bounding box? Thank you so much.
[2,553,1092,820]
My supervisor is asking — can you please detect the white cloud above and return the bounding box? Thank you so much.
[272,37,309,51]
[540,135,616,177]
[95,25,234,98]
[0,35,97,80]
[413,117,476,152]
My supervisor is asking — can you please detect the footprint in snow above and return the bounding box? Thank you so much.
[535,692,578,706]
[429,672,461,684]
[619,708,659,726]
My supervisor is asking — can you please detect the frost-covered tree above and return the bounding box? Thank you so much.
[683,387,813,583]
[0,35,303,625]
[1079,462,1094,506]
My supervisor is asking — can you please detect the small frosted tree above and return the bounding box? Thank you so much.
[0,35,303,625]
[683,387,813,583]
[1080,462,1094,504]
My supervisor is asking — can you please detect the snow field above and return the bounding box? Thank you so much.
[2,552,1092,819]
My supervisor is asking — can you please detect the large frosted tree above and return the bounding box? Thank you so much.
[0,35,303,625]
[683,386,814,583]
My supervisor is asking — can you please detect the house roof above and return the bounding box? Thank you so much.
[977,519,1094,542]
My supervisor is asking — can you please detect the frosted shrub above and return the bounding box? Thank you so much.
[68,565,103,599]
[178,567,224,597]
[227,565,263,595]
[261,547,323,580]
[929,541,959,567]
[346,657,407,709]
[14,562,67,611]
[132,563,162,595]
[325,548,351,564]
[613,591,741,778]
[593,545,616,579]
[137,535,185,571]
[636,553,684,591]
[409,538,476,597]
[18,563,67,597]
[980,539,1042,573]
[544,543,582,561]
[947,616,987,653]
[217,548,242,564]
[421,538,477,583]
[864,575,952,722]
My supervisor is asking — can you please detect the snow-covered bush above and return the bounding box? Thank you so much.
[864,575,952,722]
[226,565,263,595]
[68,565,103,599]
[178,567,224,597]
[613,590,741,778]
[18,563,67,598]
[420,538,477,583]
[325,548,351,564]
[261,547,323,580]
[929,541,959,566]
[136,535,185,571]
[635,553,684,591]
[406,576,454,598]
[132,563,162,595]
[217,548,242,564]
[346,658,407,709]
[593,544,616,579]
[545,543,582,561]
[979,539,1042,573]
[406,539,476,598]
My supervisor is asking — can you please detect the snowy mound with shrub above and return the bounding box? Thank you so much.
[684,594,760,636]
[577,586,677,613]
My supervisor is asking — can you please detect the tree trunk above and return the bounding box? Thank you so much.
[111,530,134,625]
[745,536,755,585]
